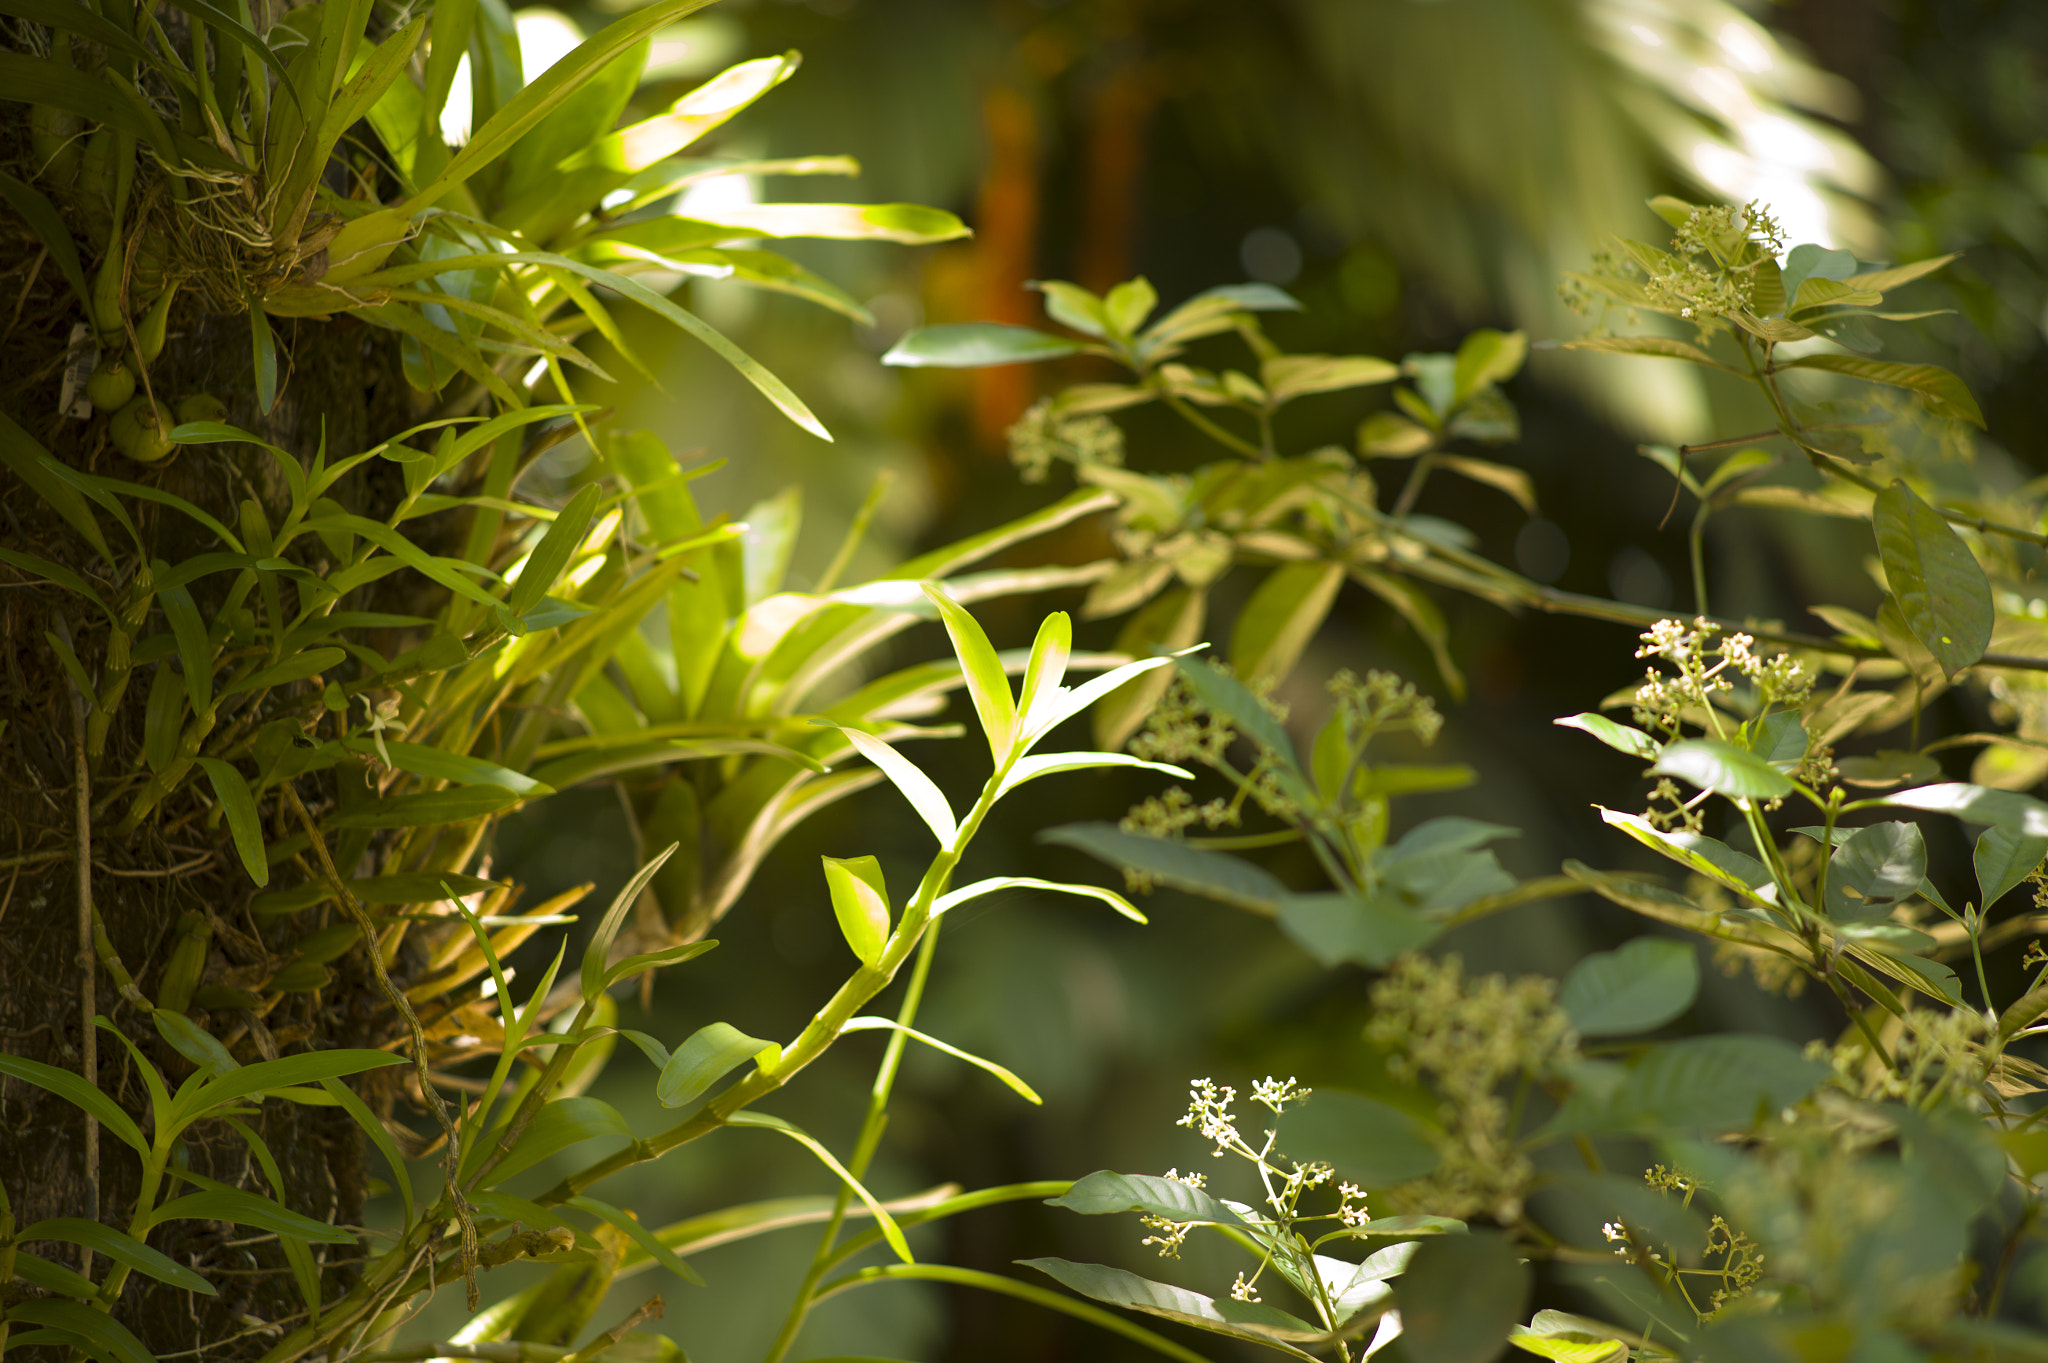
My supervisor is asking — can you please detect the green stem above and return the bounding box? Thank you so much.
[1970,909,1996,1019]
[762,920,947,1363]
[1152,384,1264,460]
[1390,452,1437,519]
[1688,500,1711,617]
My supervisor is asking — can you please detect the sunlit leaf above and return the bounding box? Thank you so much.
[881,324,1087,368]
[1649,738,1794,799]
[822,854,890,966]
[1554,713,1658,760]
[835,726,956,847]
[657,1022,777,1109]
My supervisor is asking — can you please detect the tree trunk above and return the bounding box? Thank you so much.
[2,92,426,1358]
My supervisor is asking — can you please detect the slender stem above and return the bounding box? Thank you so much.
[1679,429,1784,454]
[1970,910,1996,1019]
[1390,452,1437,519]
[58,618,100,1253]
[762,921,946,1363]
[814,470,894,595]
[1152,385,1264,460]
[1688,501,1711,617]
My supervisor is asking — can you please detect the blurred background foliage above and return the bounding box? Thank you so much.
[434,0,2048,1357]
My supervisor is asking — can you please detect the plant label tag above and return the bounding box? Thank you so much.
[59,322,98,419]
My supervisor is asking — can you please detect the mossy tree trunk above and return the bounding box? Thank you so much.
[2,92,433,1358]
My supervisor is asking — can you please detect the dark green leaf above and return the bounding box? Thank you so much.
[1559,1036,1830,1134]
[319,1076,414,1227]
[5,1299,157,1363]
[172,1050,405,1131]
[0,1053,149,1155]
[156,574,214,717]
[1560,938,1698,1036]
[1396,1232,1529,1363]
[16,1217,216,1295]
[325,787,522,829]
[338,738,549,796]
[10,1250,100,1298]
[1279,1088,1441,1186]
[480,1096,631,1187]
[1826,821,1926,920]
[249,871,502,917]
[1872,480,1993,679]
[0,412,108,559]
[194,758,268,886]
[1278,891,1439,968]
[1649,738,1794,799]
[881,324,1086,368]
[1977,826,2048,909]
[150,1188,355,1244]
[1040,824,1284,914]
[0,169,90,313]
[1747,711,1809,767]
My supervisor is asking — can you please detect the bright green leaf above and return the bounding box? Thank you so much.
[882,324,1087,368]
[822,854,890,966]
[1650,738,1795,799]
[657,1021,777,1109]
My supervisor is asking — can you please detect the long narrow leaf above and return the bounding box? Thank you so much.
[726,1112,912,1262]
[841,1017,1040,1104]
[833,726,955,846]
[931,876,1145,924]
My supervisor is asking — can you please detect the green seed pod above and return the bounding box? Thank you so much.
[190,984,260,1011]
[91,247,127,347]
[72,124,115,238]
[109,395,175,463]
[128,233,167,297]
[175,392,227,425]
[134,281,178,363]
[156,912,213,1015]
[85,353,135,411]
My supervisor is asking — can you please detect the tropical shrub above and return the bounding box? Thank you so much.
[882,200,2048,1360]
